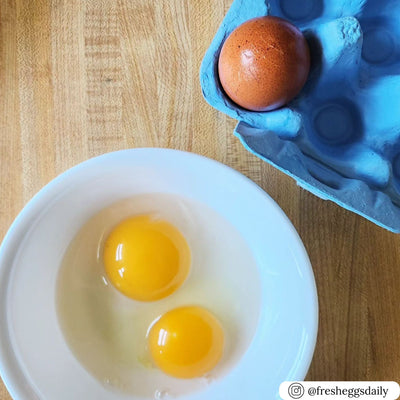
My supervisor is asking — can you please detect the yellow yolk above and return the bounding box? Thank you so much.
[103,215,191,301]
[148,306,224,379]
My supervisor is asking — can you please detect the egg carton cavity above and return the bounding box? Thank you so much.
[200,0,400,232]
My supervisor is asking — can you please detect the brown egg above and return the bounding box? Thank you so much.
[218,16,310,112]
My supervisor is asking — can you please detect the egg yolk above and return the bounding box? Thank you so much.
[103,215,191,301]
[148,306,224,379]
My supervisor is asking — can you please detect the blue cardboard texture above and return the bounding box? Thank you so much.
[199,0,400,233]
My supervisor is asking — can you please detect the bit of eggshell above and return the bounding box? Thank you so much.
[218,16,311,112]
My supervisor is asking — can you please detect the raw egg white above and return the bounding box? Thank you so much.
[56,193,261,398]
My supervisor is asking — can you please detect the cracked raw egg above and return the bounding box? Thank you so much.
[148,306,224,379]
[218,16,310,111]
[103,215,191,302]
[56,194,261,398]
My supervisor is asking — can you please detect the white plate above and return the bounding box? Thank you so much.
[0,148,318,400]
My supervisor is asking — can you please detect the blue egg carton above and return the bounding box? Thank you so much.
[200,0,400,233]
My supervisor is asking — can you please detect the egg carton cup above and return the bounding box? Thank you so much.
[200,0,400,232]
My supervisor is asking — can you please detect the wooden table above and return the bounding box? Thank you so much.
[1,1,399,398]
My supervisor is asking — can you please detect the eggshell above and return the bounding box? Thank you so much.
[218,16,310,112]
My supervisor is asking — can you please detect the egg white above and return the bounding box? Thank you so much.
[56,193,261,398]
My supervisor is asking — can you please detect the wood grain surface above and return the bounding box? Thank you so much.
[1,1,400,399]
